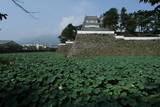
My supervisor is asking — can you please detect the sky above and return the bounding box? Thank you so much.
[0,0,155,43]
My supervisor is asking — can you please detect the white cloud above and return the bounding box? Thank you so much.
[73,1,94,15]
[59,16,82,30]
[59,1,95,33]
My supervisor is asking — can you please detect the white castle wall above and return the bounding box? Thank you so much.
[77,31,160,40]
[77,31,115,34]
[58,41,74,46]
[58,43,66,46]
[115,35,160,40]
[65,41,74,44]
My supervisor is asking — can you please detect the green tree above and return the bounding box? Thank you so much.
[103,8,119,30]
[139,0,160,10]
[1,0,36,21]
[138,0,160,33]
[120,7,128,32]
[135,10,153,32]
[59,24,77,43]
[0,42,22,53]
[0,13,7,21]
[125,14,137,33]
[134,10,160,33]
[75,25,82,30]
[139,0,160,5]
[151,10,160,33]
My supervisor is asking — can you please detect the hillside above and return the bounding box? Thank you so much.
[68,34,160,57]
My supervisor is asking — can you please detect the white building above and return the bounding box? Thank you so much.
[78,16,115,34]
[82,16,100,29]
[22,43,47,50]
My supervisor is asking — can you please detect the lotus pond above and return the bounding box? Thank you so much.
[0,52,160,107]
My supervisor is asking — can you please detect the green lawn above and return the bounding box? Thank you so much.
[0,52,160,107]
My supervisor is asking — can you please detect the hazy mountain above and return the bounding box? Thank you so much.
[17,35,60,45]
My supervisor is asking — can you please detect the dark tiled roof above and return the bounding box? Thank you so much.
[82,27,112,31]
[85,16,98,20]
[84,23,100,26]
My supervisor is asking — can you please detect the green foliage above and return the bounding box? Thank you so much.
[139,0,160,11]
[119,7,160,33]
[139,0,160,5]
[75,24,82,30]
[120,7,128,31]
[0,13,7,21]
[103,8,119,30]
[134,10,159,33]
[102,7,160,33]
[59,24,77,43]
[125,15,137,33]
[0,42,22,53]
[0,52,160,107]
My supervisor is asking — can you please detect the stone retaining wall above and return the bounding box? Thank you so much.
[68,34,160,57]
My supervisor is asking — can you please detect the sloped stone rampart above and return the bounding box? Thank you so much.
[68,34,160,57]
[57,43,73,55]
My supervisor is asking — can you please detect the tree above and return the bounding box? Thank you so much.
[59,24,77,43]
[1,0,37,21]
[125,19,137,33]
[134,10,152,32]
[0,13,7,21]
[133,9,160,33]
[0,42,22,53]
[0,13,8,30]
[120,7,128,32]
[103,8,119,30]
[139,0,160,33]
[139,0,160,5]
[151,10,160,33]
[11,0,38,17]
[75,25,82,30]
[139,0,160,10]
[125,14,137,33]
[1,0,37,31]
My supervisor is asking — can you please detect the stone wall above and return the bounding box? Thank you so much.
[57,43,73,55]
[68,34,160,57]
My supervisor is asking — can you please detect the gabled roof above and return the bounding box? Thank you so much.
[0,40,14,44]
